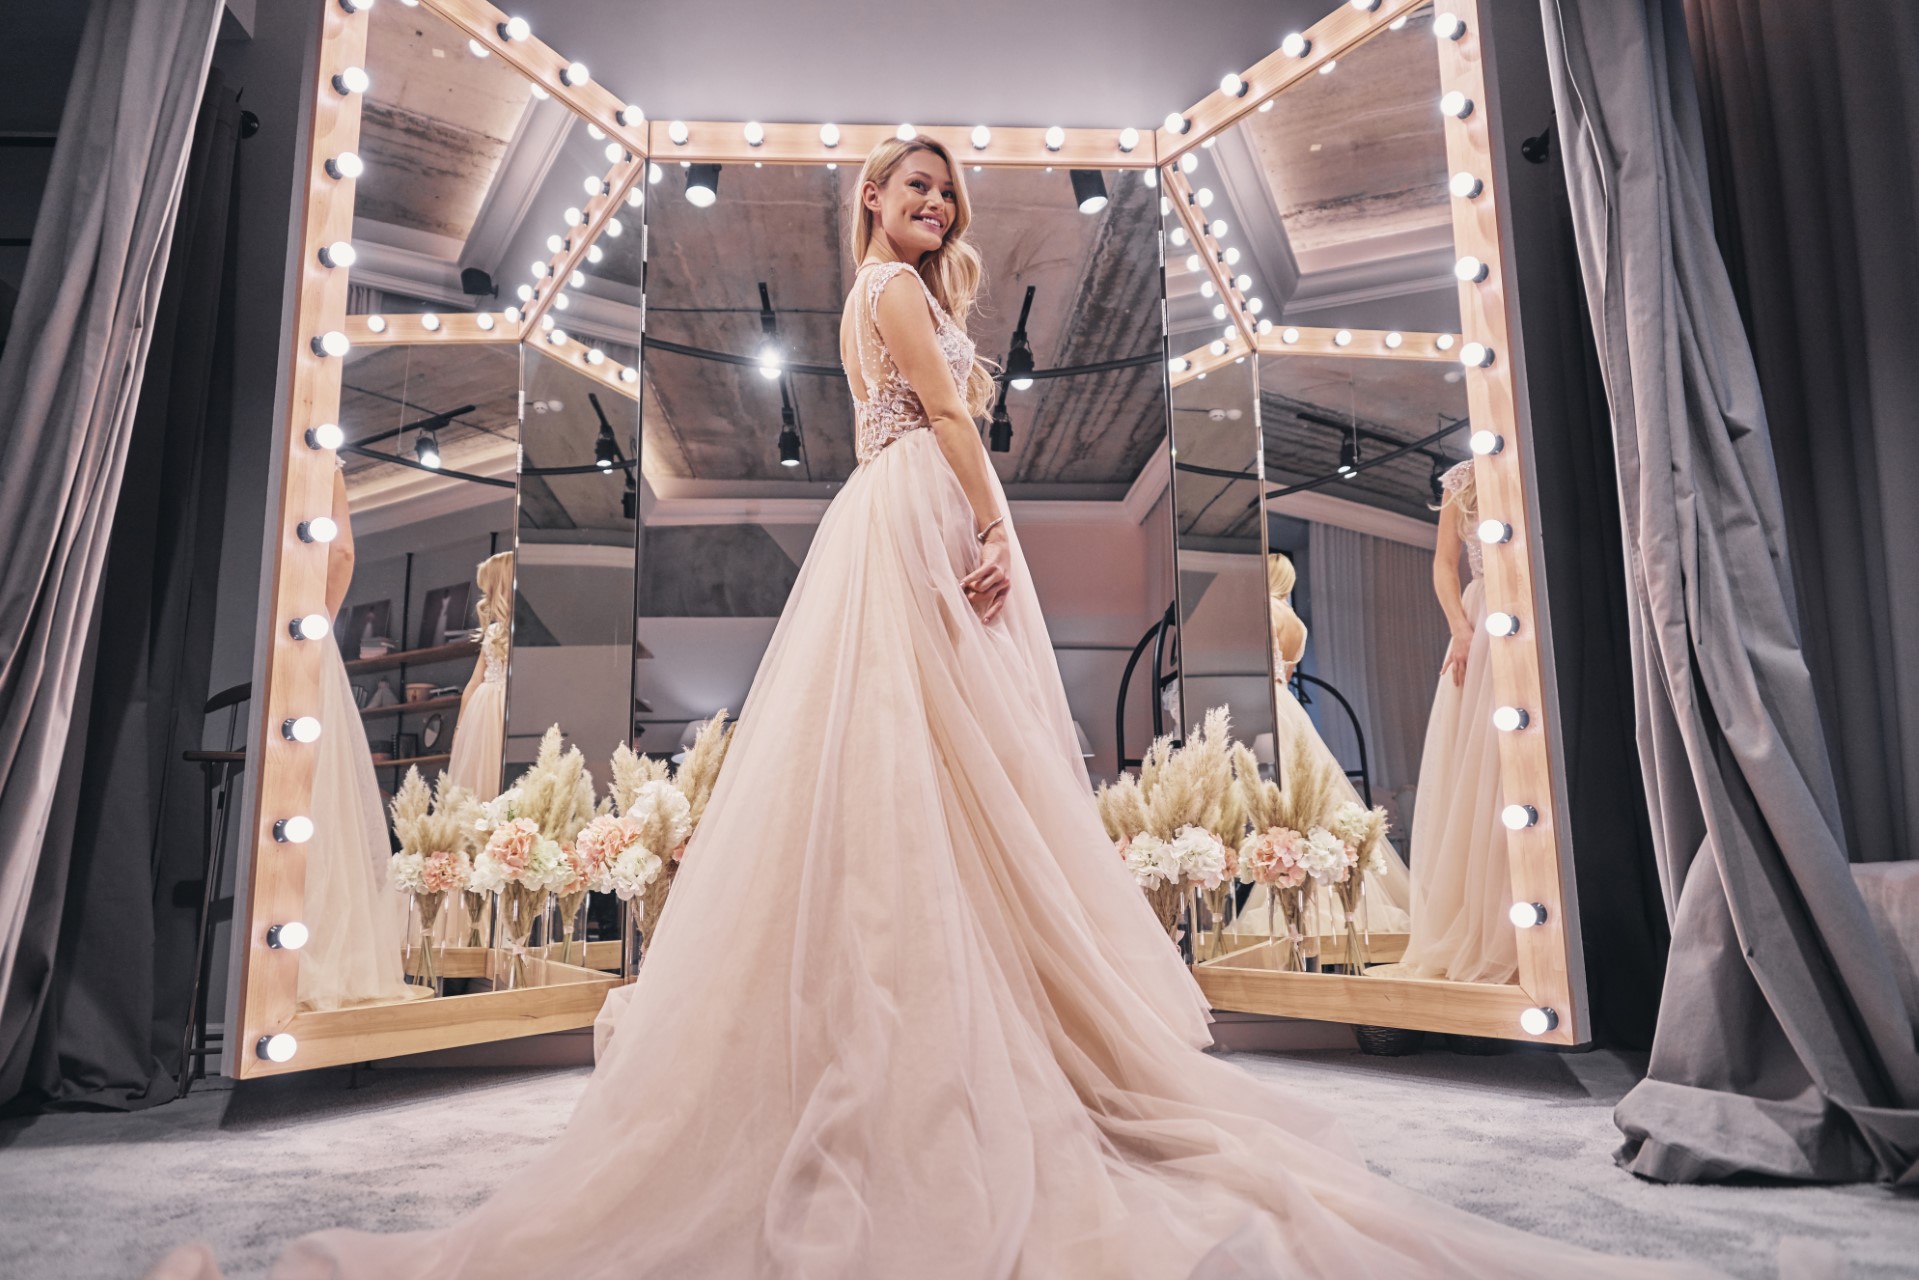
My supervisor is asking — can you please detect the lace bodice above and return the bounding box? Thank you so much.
[1439,460,1483,581]
[848,261,975,465]
[480,620,507,684]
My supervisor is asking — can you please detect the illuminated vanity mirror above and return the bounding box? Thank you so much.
[1164,0,1590,1043]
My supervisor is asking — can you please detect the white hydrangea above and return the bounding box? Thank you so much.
[1125,833,1180,888]
[609,843,664,901]
[1170,824,1228,890]
[1298,827,1348,884]
[1327,801,1373,850]
[1365,846,1391,878]
[629,779,692,851]
[476,786,523,836]
[388,851,425,893]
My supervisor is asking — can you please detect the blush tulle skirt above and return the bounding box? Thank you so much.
[156,433,1711,1278]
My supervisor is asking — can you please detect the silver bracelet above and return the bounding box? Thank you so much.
[975,515,1005,545]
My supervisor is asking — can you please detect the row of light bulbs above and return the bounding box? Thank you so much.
[658,118,1147,156]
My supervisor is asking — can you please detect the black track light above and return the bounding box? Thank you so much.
[1337,435,1360,477]
[621,469,637,520]
[460,266,498,298]
[1069,169,1108,215]
[595,429,619,469]
[685,163,719,207]
[1004,284,1038,391]
[989,395,1013,453]
[777,404,801,468]
[416,428,442,470]
[1428,455,1448,505]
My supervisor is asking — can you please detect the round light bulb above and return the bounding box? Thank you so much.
[1185,253,1202,274]
[896,123,917,141]
[1502,803,1539,831]
[267,921,309,950]
[1450,171,1484,199]
[1470,430,1504,455]
[1212,303,1227,320]
[569,269,586,288]
[466,38,490,59]
[1223,247,1241,265]
[1194,187,1215,208]
[1351,0,1380,9]
[1520,1007,1559,1036]
[605,141,628,164]
[1436,333,1457,351]
[1434,12,1466,40]
[532,260,551,279]
[1440,91,1474,119]
[1334,329,1353,347]
[619,366,638,384]
[1455,255,1489,283]
[1169,357,1189,373]
[515,284,534,302]
[1044,126,1065,151]
[273,816,314,844]
[743,121,765,146]
[305,423,343,450]
[1163,112,1189,135]
[1199,280,1216,298]
[499,15,530,40]
[1509,902,1549,928]
[604,218,623,238]
[1169,227,1188,247]
[627,186,645,207]
[420,313,441,332]
[297,516,338,544]
[310,331,350,358]
[584,175,608,197]
[337,0,372,14]
[1118,127,1139,152]
[586,348,605,366]
[586,244,603,265]
[1281,32,1310,58]
[1211,219,1230,238]
[819,122,841,148]
[1477,518,1512,544]
[364,315,386,334]
[546,233,566,254]
[668,120,689,145]
[282,715,322,743]
[1179,153,1198,174]
[1385,331,1403,349]
[1234,273,1252,291]
[1493,706,1531,732]
[564,206,584,227]
[1461,341,1495,368]
[561,61,588,86]
[290,613,330,641]
[1256,318,1273,334]
[332,65,370,96]
[1282,327,1300,344]
[257,1033,298,1063]
[1220,72,1247,97]
[504,305,522,323]
[548,328,567,345]
[648,163,663,184]
[1486,611,1520,637]
[1209,339,1227,356]
[620,104,644,127]
[325,151,363,181]
[476,312,496,331]
[1319,60,1338,75]
[1248,298,1264,315]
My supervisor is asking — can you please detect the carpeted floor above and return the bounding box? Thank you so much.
[0,1047,1912,1278]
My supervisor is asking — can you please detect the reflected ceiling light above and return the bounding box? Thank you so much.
[1477,518,1512,544]
[1434,12,1467,40]
[1519,1007,1559,1036]
[304,422,343,451]
[289,613,330,641]
[497,15,530,40]
[1470,429,1504,455]
[1338,437,1361,475]
[1281,327,1299,344]
[668,120,689,145]
[1509,901,1549,928]
[415,429,442,469]
[1184,253,1202,274]
[1220,72,1248,97]
[1440,91,1474,119]
[1486,611,1520,637]
[1162,112,1189,134]
[364,315,386,334]
[310,331,350,358]
[324,152,363,180]
[604,217,623,238]
[586,244,604,264]
[1169,226,1188,246]
[1449,171,1484,199]
[595,422,619,468]
[896,123,917,140]
[466,38,490,58]
[282,715,323,742]
[332,66,370,95]
[1455,254,1489,283]
[1281,32,1310,57]
[778,404,802,467]
[620,104,644,127]
[1044,126,1065,151]
[743,121,765,146]
[257,1033,297,1063]
[988,397,1013,452]
[560,61,589,86]
[1493,706,1531,732]
[1461,341,1494,367]
[266,922,309,950]
[820,122,842,148]
[1318,60,1338,75]
[1179,153,1199,174]
[419,313,441,332]
[685,163,719,207]
[757,344,783,380]
[1118,127,1139,152]
[1070,169,1108,214]
[273,816,314,844]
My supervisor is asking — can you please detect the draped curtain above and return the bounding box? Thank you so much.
[1302,523,1449,822]
[1540,0,1919,1183]
[0,0,227,1108]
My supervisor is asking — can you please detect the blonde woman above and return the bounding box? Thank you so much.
[1399,460,1518,983]
[162,141,1708,1280]
[445,549,512,803]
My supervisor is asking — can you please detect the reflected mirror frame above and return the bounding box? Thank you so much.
[1169,0,1590,1045]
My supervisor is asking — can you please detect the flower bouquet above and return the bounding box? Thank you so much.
[1232,733,1346,970]
[387,768,480,991]
[605,710,729,977]
[473,727,595,988]
[1325,801,1391,973]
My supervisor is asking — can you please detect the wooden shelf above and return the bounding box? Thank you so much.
[370,753,452,772]
[361,694,462,721]
[345,639,479,676]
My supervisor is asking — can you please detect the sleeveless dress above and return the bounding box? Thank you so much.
[445,620,507,803]
[155,265,1713,1279]
[1395,460,1517,984]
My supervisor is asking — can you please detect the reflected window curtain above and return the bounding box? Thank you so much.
[0,0,227,1110]
[1541,0,1919,1183]
[345,284,386,316]
[1684,0,1919,867]
[1302,524,1449,816]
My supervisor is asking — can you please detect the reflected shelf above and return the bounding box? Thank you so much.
[344,639,481,676]
[360,694,463,721]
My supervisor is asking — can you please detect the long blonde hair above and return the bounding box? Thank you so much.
[1266,552,1297,602]
[1432,460,1478,539]
[474,550,514,636]
[851,137,997,419]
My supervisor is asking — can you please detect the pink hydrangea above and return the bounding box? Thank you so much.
[486,817,540,875]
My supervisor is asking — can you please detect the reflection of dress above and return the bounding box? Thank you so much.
[298,637,423,1012]
[1398,464,1516,984]
[446,621,507,801]
[170,261,1710,1280]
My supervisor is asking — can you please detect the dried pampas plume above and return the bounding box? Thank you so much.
[389,767,481,856]
[514,726,597,844]
[610,741,670,816]
[673,709,735,829]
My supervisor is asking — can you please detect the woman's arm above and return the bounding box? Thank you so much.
[323,466,356,619]
[870,272,1012,622]
[1432,496,1473,687]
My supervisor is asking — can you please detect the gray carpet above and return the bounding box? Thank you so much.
[0,1048,1912,1278]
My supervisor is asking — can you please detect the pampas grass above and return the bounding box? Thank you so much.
[389,767,482,857]
[514,726,597,846]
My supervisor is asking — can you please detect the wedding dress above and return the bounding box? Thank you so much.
[297,635,426,1012]
[444,620,507,803]
[158,262,1712,1279]
[1395,461,1517,984]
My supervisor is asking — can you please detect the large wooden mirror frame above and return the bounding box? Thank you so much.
[1167,0,1589,1045]
[231,0,1171,1078]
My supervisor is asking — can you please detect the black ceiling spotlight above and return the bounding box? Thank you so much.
[1004,285,1038,390]
[589,392,621,469]
[621,468,638,520]
[1428,453,1449,504]
[415,428,443,470]
[1069,169,1108,215]
[460,266,498,298]
[988,385,1013,453]
[685,163,720,208]
[1336,434,1360,477]
[777,404,801,468]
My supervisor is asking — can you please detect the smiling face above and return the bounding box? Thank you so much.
[862,148,957,263]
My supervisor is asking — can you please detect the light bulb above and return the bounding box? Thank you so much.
[504,305,522,323]
[1169,227,1188,246]
[1044,126,1065,151]
[668,120,689,145]
[1247,298,1264,314]
[267,922,309,950]
[1351,0,1379,9]
[1434,12,1466,39]
[548,328,567,345]
[1389,14,1409,28]
[540,314,555,330]
[1455,255,1489,283]
[1212,303,1227,320]
[273,816,314,844]
[297,516,338,544]
[560,61,588,86]
[516,283,534,302]
[257,1032,298,1063]
[743,121,765,146]
[1486,611,1520,637]
[564,206,584,226]
[332,66,370,96]
[1209,339,1227,356]
[1509,901,1549,928]
[420,313,441,332]
[1477,518,1512,544]
[605,141,627,164]
[569,269,585,288]
[1492,706,1531,732]
[532,260,551,279]
[586,244,603,264]
[587,348,605,365]
[1256,318,1274,336]
[1169,356,1189,373]
[324,152,363,181]
[757,345,783,379]
[1118,127,1139,152]
[620,104,644,127]
[546,233,566,254]
[1319,60,1338,75]
[1011,375,1034,392]
[604,217,623,238]
[1502,803,1539,830]
[619,366,637,384]
[896,123,917,141]
[648,163,663,184]
[1450,171,1484,199]
[282,715,322,743]
[476,312,496,331]
[1163,112,1189,135]
[466,38,490,59]
[1179,153,1198,174]
[364,315,386,334]
[1436,333,1457,351]
[498,15,530,40]
[627,186,645,207]
[529,84,549,100]
[1194,187,1215,208]
[336,0,372,12]
[1222,324,1238,342]
[1211,219,1230,238]
[310,331,349,358]
[1281,33,1310,58]
[289,613,330,641]
[1221,73,1247,97]
[584,175,608,197]
[1519,1007,1559,1036]
[1334,330,1353,347]
[1281,327,1299,344]
[1461,341,1495,367]
[1200,280,1216,298]
[305,423,343,450]
[1470,430,1504,455]
[1223,246,1241,265]
[1385,331,1403,348]
[1234,273,1252,291]
[1440,91,1474,119]
[1185,254,1202,273]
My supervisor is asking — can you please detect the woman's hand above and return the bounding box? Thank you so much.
[962,527,1013,623]
[1441,626,1472,688]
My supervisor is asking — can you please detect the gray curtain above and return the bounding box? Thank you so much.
[0,0,224,1067]
[1684,0,1919,868]
[1541,0,1919,1182]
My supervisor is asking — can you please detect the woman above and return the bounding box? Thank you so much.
[1397,460,1517,984]
[437,549,512,947]
[158,139,1709,1278]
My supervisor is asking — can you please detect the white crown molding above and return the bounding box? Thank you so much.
[1266,486,1437,549]
[463,98,574,278]
[349,237,476,310]
[1121,443,1170,525]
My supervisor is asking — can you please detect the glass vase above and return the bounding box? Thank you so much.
[495,881,543,990]
[1338,878,1371,974]
[409,892,444,992]
[553,888,589,967]
[1197,882,1234,960]
[622,897,644,982]
[460,889,491,948]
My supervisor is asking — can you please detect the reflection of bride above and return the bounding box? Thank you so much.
[446,550,511,802]
[298,463,424,1012]
[1235,553,1413,939]
[163,138,1707,1280]
[1397,460,1517,984]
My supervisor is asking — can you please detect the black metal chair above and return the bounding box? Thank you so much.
[1114,602,1180,774]
[177,681,250,1099]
